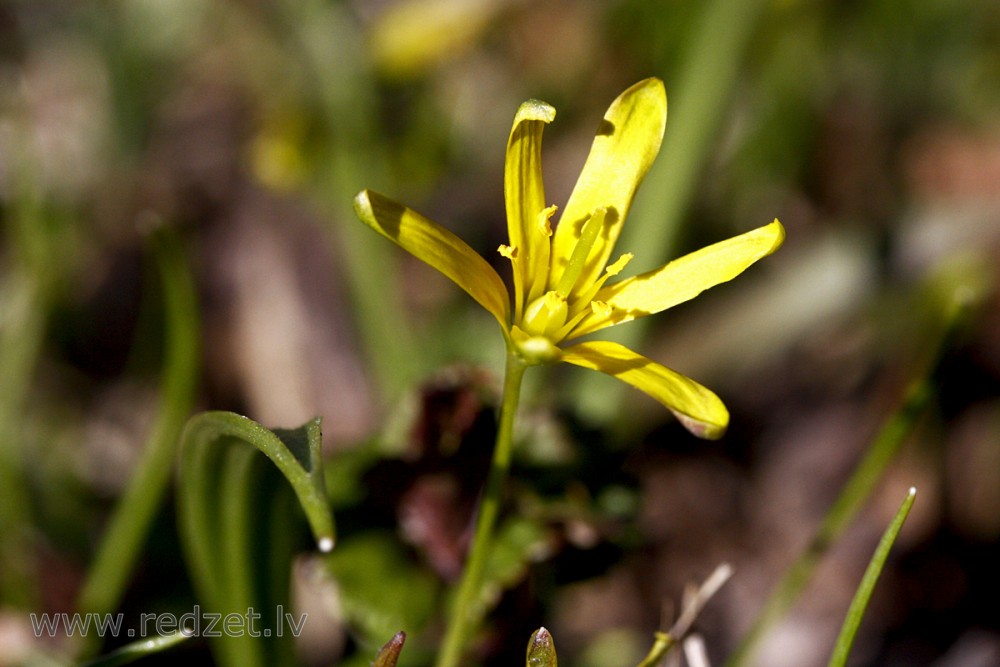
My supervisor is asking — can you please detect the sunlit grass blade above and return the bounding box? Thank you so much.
[827,487,916,667]
[79,630,191,667]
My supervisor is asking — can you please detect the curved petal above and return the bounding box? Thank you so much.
[560,341,728,439]
[570,219,785,337]
[505,99,556,320]
[550,78,666,293]
[354,190,510,327]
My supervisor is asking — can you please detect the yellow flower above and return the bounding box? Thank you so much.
[354,78,784,439]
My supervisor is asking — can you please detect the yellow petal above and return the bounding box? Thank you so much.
[571,219,785,337]
[505,99,556,321]
[560,341,728,439]
[549,78,667,293]
[354,189,510,326]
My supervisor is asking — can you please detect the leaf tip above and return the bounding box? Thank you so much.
[318,536,334,553]
[527,626,557,666]
[372,631,406,667]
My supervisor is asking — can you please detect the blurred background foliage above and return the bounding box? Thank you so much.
[1,0,1000,665]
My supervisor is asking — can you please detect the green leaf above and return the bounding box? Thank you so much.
[324,533,437,646]
[80,630,190,667]
[477,516,548,615]
[180,412,335,550]
[177,412,336,667]
[828,488,917,667]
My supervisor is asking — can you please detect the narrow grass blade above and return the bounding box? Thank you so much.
[77,229,199,637]
[726,289,973,667]
[828,488,917,667]
[80,630,190,667]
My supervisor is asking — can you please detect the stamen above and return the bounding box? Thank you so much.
[552,308,591,342]
[604,253,633,277]
[571,251,635,311]
[556,207,606,298]
[537,205,557,237]
[498,244,517,260]
[590,300,613,318]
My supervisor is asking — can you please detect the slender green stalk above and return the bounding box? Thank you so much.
[436,350,528,667]
[725,293,971,667]
[76,230,199,632]
[828,487,916,667]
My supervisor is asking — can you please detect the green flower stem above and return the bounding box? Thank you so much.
[725,291,972,667]
[76,231,199,630]
[436,349,528,667]
[828,487,916,667]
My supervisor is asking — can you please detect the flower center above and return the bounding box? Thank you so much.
[521,291,567,338]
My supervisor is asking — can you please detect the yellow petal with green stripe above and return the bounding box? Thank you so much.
[549,78,667,293]
[571,219,785,337]
[560,341,728,439]
[354,189,510,327]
